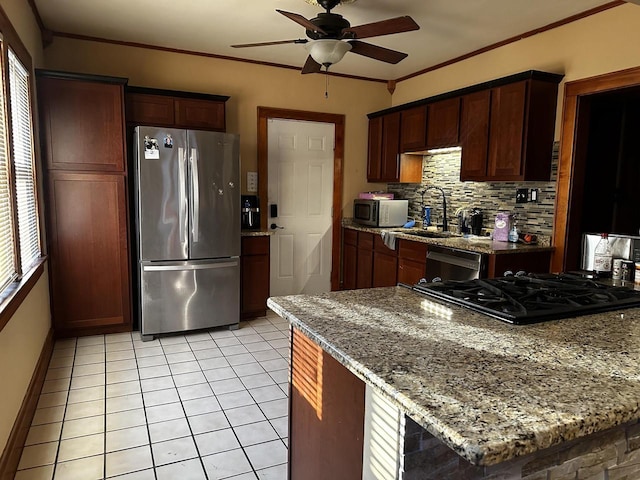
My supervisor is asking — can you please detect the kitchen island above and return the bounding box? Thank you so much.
[268,287,640,479]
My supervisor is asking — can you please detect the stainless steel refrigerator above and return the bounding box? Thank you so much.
[133,126,240,340]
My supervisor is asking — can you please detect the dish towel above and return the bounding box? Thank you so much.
[380,231,397,250]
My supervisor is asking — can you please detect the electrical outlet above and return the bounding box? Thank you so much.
[530,188,540,203]
[516,188,528,203]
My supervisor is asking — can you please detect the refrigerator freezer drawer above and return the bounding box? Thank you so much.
[140,258,240,337]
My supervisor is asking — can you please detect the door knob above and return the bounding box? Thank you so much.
[270,223,284,230]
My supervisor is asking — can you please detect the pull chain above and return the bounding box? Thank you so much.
[324,68,329,99]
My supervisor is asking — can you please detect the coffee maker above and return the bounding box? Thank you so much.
[241,195,260,230]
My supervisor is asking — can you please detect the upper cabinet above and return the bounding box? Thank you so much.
[368,71,563,183]
[461,78,559,181]
[400,106,427,152]
[126,87,229,131]
[368,111,422,183]
[38,75,126,172]
[426,97,460,149]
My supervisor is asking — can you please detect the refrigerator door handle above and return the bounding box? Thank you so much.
[178,147,188,250]
[143,260,239,272]
[190,147,200,243]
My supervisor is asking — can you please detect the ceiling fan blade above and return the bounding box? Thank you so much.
[348,40,408,64]
[342,16,419,40]
[231,39,308,48]
[301,55,323,74]
[276,10,327,35]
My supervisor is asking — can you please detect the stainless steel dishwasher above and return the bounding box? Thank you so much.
[424,245,485,282]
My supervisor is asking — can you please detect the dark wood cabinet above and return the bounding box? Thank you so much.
[356,232,373,289]
[372,236,398,287]
[290,329,364,480]
[461,78,559,182]
[241,236,270,319]
[426,97,460,149]
[342,229,358,290]
[368,112,422,183]
[126,89,228,131]
[400,106,428,152]
[37,71,132,337]
[487,81,528,179]
[47,172,131,335]
[459,90,492,181]
[38,76,126,172]
[397,240,428,285]
[487,251,552,278]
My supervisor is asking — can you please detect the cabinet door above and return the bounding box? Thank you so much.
[343,242,357,290]
[356,232,373,289]
[241,237,270,318]
[381,112,401,181]
[175,98,226,131]
[400,106,427,152]
[126,93,175,126]
[459,90,491,181]
[38,77,125,172]
[397,258,426,285]
[47,172,131,334]
[487,81,527,179]
[426,97,460,148]
[367,116,383,182]
[373,252,398,287]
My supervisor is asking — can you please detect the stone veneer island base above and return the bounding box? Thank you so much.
[267,287,640,480]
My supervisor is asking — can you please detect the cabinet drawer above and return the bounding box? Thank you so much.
[344,228,358,246]
[373,235,397,255]
[358,232,374,250]
[398,239,428,262]
[241,236,270,255]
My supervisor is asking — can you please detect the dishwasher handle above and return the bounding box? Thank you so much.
[426,250,482,270]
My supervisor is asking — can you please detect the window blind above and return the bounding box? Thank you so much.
[0,43,17,291]
[8,48,40,273]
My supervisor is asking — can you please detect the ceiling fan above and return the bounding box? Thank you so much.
[231,0,420,74]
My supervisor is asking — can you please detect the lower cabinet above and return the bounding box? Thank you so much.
[241,236,270,319]
[356,232,374,289]
[373,236,398,287]
[397,240,428,285]
[47,172,131,336]
[343,230,358,290]
[487,251,552,278]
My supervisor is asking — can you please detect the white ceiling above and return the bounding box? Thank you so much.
[35,0,619,80]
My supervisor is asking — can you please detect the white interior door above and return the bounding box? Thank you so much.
[268,118,334,296]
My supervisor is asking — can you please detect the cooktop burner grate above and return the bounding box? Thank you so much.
[412,274,640,324]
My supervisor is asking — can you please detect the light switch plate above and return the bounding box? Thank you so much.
[247,171,258,192]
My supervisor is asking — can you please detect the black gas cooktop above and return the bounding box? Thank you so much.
[412,273,640,324]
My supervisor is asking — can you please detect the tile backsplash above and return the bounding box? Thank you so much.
[388,142,558,238]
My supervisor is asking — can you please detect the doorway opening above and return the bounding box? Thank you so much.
[553,67,640,272]
[257,107,345,292]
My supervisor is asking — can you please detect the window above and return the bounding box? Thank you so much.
[0,30,42,303]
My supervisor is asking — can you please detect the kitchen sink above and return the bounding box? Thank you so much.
[401,230,459,239]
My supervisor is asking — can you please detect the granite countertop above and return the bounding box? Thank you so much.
[343,220,553,255]
[267,287,640,466]
[241,230,273,236]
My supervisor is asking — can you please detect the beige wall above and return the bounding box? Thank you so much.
[43,38,391,215]
[0,0,49,456]
[392,3,640,140]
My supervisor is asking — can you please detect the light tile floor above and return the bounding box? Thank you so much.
[15,313,290,480]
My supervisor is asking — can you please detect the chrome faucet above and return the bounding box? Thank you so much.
[420,186,448,232]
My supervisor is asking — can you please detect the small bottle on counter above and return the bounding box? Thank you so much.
[594,233,613,277]
[508,225,519,243]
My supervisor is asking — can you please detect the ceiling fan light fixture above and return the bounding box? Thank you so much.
[304,0,357,7]
[305,39,352,67]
